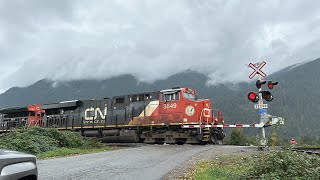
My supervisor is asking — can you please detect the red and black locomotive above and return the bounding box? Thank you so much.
[0,87,225,144]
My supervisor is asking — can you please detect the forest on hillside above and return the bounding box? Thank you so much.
[0,59,319,138]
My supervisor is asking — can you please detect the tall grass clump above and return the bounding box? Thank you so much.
[192,151,320,179]
[0,127,101,155]
[244,151,320,179]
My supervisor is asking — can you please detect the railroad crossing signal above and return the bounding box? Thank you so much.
[267,81,278,89]
[261,91,273,102]
[248,80,276,102]
[246,61,283,148]
[247,91,259,102]
[248,91,273,103]
[248,61,267,79]
[256,80,266,89]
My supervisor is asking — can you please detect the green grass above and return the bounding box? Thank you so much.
[0,127,120,158]
[189,155,252,180]
[37,146,117,159]
[189,151,320,180]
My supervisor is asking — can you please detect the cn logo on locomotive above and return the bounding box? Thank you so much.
[185,106,195,116]
[84,107,107,120]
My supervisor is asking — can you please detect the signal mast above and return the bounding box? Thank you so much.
[247,61,283,148]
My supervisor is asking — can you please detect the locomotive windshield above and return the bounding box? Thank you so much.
[183,92,196,100]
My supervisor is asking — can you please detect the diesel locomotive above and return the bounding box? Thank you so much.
[0,87,225,144]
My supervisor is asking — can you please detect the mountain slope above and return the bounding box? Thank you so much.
[267,58,320,137]
[0,58,319,137]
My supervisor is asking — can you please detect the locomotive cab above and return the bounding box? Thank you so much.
[159,87,214,125]
[0,104,44,131]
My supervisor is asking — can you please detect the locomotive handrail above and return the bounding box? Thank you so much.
[199,108,220,125]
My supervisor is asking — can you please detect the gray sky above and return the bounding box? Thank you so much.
[0,0,319,93]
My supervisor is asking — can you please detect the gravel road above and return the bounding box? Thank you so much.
[37,145,258,180]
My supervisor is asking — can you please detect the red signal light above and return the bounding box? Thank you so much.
[267,81,278,89]
[247,91,259,102]
[249,93,256,99]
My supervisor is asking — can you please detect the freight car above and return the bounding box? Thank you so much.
[0,87,225,144]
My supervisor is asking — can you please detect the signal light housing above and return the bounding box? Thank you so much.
[256,80,266,89]
[247,91,259,102]
[267,81,278,89]
[261,91,273,101]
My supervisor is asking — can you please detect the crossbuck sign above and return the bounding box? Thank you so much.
[248,61,267,79]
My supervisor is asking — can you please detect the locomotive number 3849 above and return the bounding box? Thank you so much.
[163,103,177,109]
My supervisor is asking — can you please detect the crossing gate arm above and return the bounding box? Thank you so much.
[181,114,285,129]
[181,123,265,129]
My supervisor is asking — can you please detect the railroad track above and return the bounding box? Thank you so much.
[291,147,320,155]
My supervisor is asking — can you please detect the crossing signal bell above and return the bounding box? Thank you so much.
[268,81,278,89]
[247,91,259,102]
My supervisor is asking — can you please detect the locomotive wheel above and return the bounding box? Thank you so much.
[210,133,218,144]
[210,133,224,145]
[176,139,186,145]
[216,139,223,145]
[210,128,225,145]
[200,141,208,145]
[155,138,164,144]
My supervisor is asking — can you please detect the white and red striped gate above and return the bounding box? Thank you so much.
[181,123,265,129]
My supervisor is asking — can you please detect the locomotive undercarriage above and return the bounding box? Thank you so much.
[210,128,225,145]
[82,125,224,145]
[139,126,224,145]
[140,128,199,144]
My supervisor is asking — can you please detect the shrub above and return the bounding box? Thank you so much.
[192,151,320,180]
[0,127,100,155]
[298,136,320,147]
[244,151,320,179]
[268,131,281,147]
[224,129,256,146]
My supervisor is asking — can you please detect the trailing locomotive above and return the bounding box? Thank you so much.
[0,87,225,144]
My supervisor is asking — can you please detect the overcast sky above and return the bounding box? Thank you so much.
[0,0,319,93]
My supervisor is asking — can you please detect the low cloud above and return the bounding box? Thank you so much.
[0,0,319,92]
